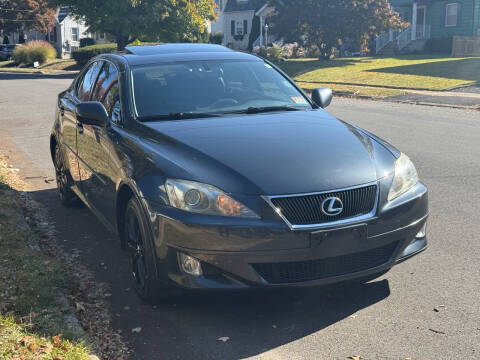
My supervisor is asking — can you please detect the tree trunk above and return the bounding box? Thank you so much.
[116,34,128,51]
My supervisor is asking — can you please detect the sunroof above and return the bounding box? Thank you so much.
[125,43,233,56]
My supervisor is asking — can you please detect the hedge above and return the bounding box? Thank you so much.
[12,41,57,65]
[72,43,117,65]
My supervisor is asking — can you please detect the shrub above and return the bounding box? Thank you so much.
[210,32,224,45]
[425,37,453,54]
[12,41,57,65]
[80,37,95,48]
[72,43,117,65]
[254,45,283,62]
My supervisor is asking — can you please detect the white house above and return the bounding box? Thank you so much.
[4,7,107,58]
[212,0,275,50]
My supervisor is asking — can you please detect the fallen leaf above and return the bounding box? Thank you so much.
[52,334,62,347]
[131,327,142,333]
[217,337,230,343]
[76,302,86,312]
[349,314,358,319]
[272,325,277,329]
[348,356,363,360]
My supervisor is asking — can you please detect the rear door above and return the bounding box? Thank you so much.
[76,61,122,226]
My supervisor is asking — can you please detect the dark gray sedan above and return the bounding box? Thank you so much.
[50,44,428,302]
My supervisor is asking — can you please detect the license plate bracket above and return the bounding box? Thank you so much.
[310,224,368,252]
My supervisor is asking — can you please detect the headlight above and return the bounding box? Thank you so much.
[388,153,419,201]
[165,179,259,218]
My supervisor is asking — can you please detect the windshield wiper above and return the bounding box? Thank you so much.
[138,112,223,122]
[228,106,304,115]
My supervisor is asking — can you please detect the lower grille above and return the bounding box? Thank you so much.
[252,242,398,284]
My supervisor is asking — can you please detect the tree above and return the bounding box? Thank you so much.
[47,0,217,50]
[0,0,56,36]
[267,0,405,57]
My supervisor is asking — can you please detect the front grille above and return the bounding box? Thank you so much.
[269,184,377,226]
[252,242,398,284]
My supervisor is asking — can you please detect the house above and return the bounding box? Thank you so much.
[47,7,108,58]
[215,0,275,50]
[3,7,107,58]
[377,0,480,54]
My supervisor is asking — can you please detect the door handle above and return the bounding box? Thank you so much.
[76,122,84,134]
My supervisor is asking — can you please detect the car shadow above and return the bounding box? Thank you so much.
[29,187,391,360]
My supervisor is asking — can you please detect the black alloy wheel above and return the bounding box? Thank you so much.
[124,197,179,302]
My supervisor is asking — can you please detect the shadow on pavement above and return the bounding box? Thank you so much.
[0,72,77,80]
[29,187,391,360]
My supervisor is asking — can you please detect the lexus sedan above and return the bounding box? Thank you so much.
[50,44,428,302]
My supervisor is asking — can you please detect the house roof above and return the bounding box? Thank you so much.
[224,0,266,13]
[57,6,71,23]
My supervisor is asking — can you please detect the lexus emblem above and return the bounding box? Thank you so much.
[321,197,344,216]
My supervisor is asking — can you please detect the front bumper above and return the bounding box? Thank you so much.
[144,182,429,290]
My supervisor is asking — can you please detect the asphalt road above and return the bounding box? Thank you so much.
[1,73,479,360]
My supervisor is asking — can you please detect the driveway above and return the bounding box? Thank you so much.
[0,73,479,360]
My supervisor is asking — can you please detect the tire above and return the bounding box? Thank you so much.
[54,143,79,206]
[124,197,180,303]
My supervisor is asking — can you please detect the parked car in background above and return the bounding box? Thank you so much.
[0,44,17,60]
[50,44,429,303]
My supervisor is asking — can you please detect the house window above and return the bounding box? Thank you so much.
[97,33,105,40]
[445,3,458,27]
[236,21,244,35]
[71,27,79,42]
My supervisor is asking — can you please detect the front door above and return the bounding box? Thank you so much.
[76,61,122,227]
[416,6,426,39]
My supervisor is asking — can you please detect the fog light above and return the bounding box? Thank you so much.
[179,253,203,276]
[416,222,427,238]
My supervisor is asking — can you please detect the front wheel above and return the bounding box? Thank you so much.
[124,197,179,303]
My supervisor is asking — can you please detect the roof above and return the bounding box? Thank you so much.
[117,44,260,66]
[224,0,266,12]
[57,6,71,23]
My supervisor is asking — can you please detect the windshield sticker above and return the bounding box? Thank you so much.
[291,96,308,104]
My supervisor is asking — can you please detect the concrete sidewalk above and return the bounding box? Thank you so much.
[387,86,480,109]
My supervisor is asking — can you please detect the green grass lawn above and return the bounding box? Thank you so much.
[279,54,480,92]
[0,159,93,360]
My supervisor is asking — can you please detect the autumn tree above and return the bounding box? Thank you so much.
[47,0,217,50]
[267,0,405,57]
[0,0,56,36]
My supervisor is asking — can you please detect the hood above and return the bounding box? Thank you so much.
[143,110,396,195]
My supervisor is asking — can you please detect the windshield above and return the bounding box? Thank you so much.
[131,60,311,120]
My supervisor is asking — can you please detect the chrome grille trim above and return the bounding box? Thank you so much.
[263,181,379,231]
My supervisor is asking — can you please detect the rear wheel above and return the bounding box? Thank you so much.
[124,197,179,303]
[54,144,79,206]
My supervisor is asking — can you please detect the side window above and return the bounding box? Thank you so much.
[91,63,119,103]
[92,63,121,123]
[76,61,103,102]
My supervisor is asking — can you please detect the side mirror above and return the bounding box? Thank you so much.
[75,102,109,127]
[311,87,333,109]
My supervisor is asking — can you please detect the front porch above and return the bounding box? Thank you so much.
[377,1,431,54]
